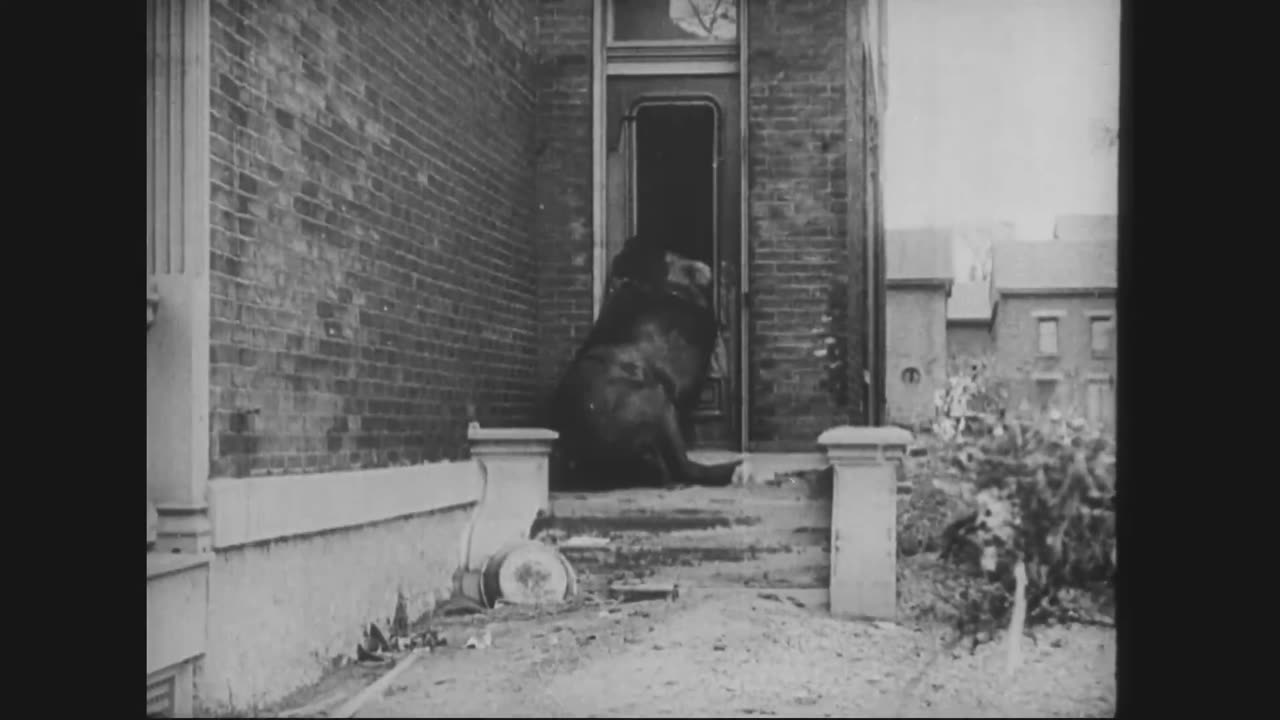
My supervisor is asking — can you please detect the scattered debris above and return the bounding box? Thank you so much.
[528,509,558,540]
[608,581,679,603]
[561,535,611,548]
[356,644,388,665]
[391,592,410,638]
[415,628,447,650]
[483,540,578,607]
[384,683,410,698]
[276,690,349,718]
[366,623,391,654]
[577,633,598,646]
[437,595,487,617]
[329,648,428,718]
[755,591,806,609]
[464,628,493,650]
[713,642,727,651]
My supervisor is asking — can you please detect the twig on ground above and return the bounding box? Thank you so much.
[1005,560,1028,678]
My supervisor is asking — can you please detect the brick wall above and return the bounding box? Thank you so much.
[993,294,1117,414]
[532,0,595,402]
[208,0,539,478]
[747,0,865,448]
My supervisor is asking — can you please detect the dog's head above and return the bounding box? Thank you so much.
[609,236,714,309]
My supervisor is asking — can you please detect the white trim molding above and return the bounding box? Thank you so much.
[1031,309,1068,319]
[208,461,484,550]
[607,59,738,76]
[147,0,212,553]
[1085,309,1115,319]
[591,0,608,317]
[738,0,749,451]
[999,287,1116,298]
[1032,371,1066,382]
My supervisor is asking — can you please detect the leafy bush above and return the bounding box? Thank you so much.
[907,360,1116,649]
[932,354,1009,440]
[896,438,971,559]
[937,409,1116,645]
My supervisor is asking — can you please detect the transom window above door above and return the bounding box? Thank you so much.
[609,0,739,44]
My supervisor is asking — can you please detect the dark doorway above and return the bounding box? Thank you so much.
[633,103,717,265]
[604,76,741,450]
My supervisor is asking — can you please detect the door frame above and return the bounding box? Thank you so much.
[615,96,723,257]
[590,0,751,451]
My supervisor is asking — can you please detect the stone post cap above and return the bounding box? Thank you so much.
[817,425,913,454]
[467,426,559,455]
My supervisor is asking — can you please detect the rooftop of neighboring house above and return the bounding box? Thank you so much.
[991,238,1117,294]
[1053,213,1118,243]
[886,227,953,285]
[947,281,993,322]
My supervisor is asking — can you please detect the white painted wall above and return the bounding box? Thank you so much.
[883,0,1120,244]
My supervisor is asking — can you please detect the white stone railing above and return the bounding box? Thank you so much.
[818,425,913,622]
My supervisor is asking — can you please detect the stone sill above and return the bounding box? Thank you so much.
[147,551,212,581]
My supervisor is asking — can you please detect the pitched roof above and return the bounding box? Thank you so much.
[992,239,1117,293]
[1053,214,1118,243]
[947,281,993,322]
[885,227,953,283]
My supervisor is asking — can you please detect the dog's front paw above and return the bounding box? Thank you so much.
[731,459,757,486]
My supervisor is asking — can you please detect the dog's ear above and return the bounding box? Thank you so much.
[610,236,666,283]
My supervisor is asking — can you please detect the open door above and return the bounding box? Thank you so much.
[604,75,742,451]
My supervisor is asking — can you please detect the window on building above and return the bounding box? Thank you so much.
[1037,318,1059,356]
[609,0,739,43]
[1090,316,1114,356]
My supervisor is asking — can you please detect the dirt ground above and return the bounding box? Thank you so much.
[260,464,1116,718]
[347,585,1115,718]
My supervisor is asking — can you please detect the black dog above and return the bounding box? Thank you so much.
[549,236,742,491]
